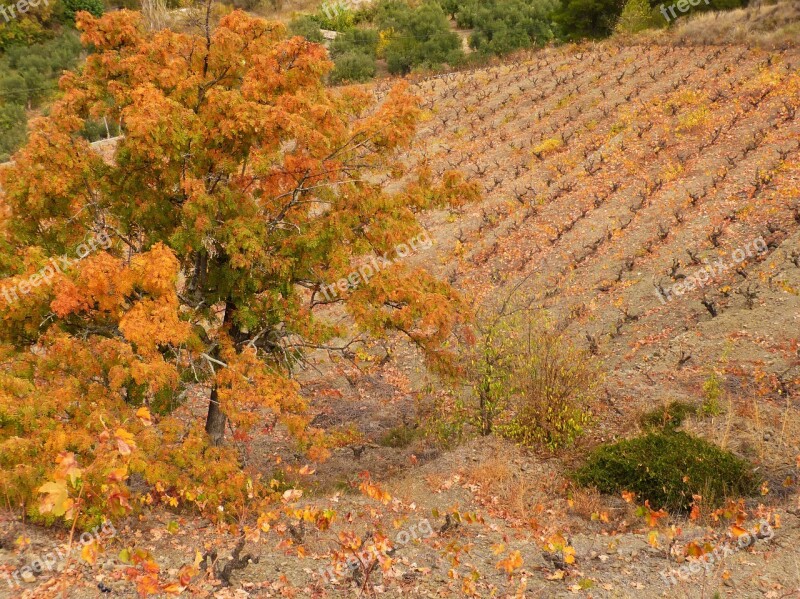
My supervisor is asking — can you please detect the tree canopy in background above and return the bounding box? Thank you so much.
[375,0,462,74]
[0,31,83,162]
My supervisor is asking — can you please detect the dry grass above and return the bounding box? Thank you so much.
[671,1,800,48]
[465,455,529,515]
[459,439,540,517]
[567,486,605,521]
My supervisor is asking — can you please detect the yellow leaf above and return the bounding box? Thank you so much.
[81,541,98,565]
[115,428,137,456]
[491,543,506,555]
[38,480,72,518]
[15,535,31,549]
[136,407,153,426]
[647,530,660,548]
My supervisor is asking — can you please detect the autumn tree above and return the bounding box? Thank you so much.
[0,7,473,523]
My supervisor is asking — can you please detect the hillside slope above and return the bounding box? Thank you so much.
[392,42,800,461]
[2,38,800,599]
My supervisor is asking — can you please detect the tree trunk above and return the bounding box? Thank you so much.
[205,298,238,446]
[205,384,226,446]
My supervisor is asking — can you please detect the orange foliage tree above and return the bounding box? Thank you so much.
[0,8,474,524]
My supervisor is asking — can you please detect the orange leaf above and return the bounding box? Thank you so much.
[496,550,523,574]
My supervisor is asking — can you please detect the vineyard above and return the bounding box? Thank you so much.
[1,10,800,599]
[400,41,800,455]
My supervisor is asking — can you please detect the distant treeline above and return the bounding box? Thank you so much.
[290,0,748,84]
[0,0,751,160]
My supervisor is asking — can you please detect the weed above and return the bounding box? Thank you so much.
[379,425,422,448]
[640,400,698,430]
[703,371,724,416]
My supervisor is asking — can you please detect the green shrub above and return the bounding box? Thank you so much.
[317,2,357,31]
[62,0,104,22]
[640,400,697,429]
[466,0,560,55]
[376,0,463,74]
[330,51,377,83]
[0,31,82,159]
[615,0,662,33]
[574,431,758,511]
[555,0,625,39]
[288,15,324,43]
[330,27,379,57]
[0,103,27,163]
[80,117,121,142]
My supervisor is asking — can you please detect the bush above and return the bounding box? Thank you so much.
[465,0,560,55]
[461,308,597,451]
[574,431,758,511]
[0,31,82,159]
[379,425,422,448]
[80,117,121,142]
[556,0,625,39]
[317,2,357,31]
[702,371,724,415]
[0,103,27,162]
[330,27,380,56]
[62,0,104,22]
[376,1,463,74]
[615,0,662,33]
[288,14,324,42]
[330,51,377,83]
[497,322,596,450]
[640,400,697,429]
